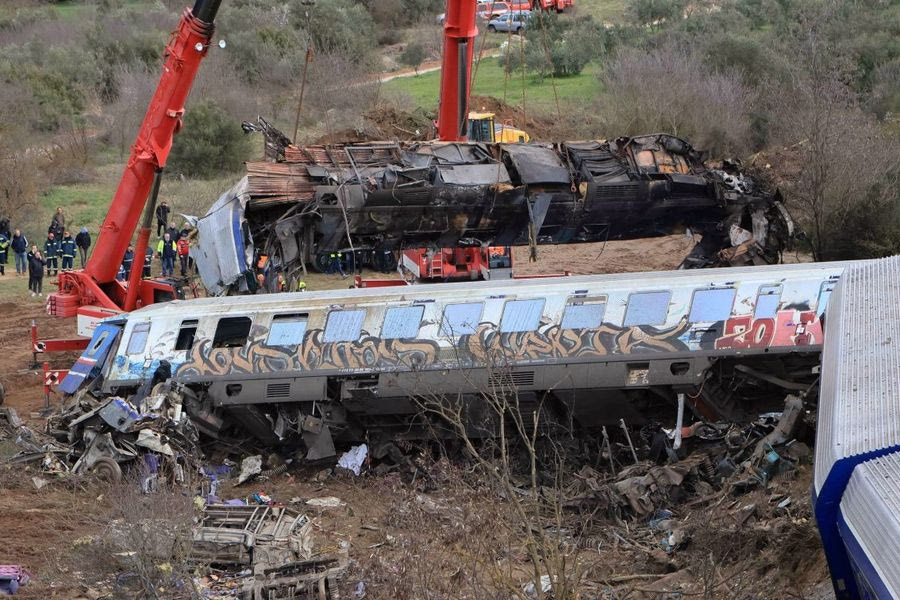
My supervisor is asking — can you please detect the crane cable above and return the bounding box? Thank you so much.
[536,10,562,121]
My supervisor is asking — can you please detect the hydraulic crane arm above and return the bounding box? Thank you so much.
[51,0,222,316]
[436,0,478,141]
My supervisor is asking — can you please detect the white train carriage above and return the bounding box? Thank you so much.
[813,255,900,599]
[62,260,856,444]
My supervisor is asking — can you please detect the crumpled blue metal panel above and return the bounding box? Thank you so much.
[59,322,122,395]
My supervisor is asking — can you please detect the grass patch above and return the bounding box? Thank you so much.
[576,0,628,24]
[0,274,35,303]
[383,54,601,110]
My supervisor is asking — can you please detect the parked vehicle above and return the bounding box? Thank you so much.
[477,1,530,20]
[488,10,531,33]
[532,0,573,12]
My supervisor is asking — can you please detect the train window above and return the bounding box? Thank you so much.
[561,300,606,329]
[817,280,837,316]
[441,302,483,336]
[624,291,671,326]
[382,306,425,339]
[754,285,782,319]
[175,319,198,351]
[500,299,545,332]
[689,288,736,322]
[266,314,308,347]
[126,322,151,355]
[213,317,252,348]
[323,309,366,343]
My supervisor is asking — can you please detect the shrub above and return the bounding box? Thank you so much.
[167,100,252,179]
[502,13,607,79]
[294,0,375,66]
[400,42,427,74]
[596,44,758,156]
[626,0,685,30]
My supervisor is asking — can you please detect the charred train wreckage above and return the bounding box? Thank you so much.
[193,128,795,293]
[55,259,850,470]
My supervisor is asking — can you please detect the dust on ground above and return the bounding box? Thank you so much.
[0,239,830,599]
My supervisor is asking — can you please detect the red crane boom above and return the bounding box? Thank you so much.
[49,0,222,321]
[436,0,478,141]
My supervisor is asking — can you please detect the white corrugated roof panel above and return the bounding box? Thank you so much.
[814,256,900,493]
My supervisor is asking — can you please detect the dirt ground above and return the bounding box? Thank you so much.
[0,239,833,599]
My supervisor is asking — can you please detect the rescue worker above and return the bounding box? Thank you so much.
[121,244,135,280]
[156,233,177,277]
[50,206,65,239]
[143,246,153,277]
[0,216,9,240]
[44,232,60,276]
[11,229,27,276]
[75,227,91,268]
[155,200,170,237]
[60,230,76,271]
[328,251,345,277]
[0,232,8,276]
[177,233,190,277]
[297,279,307,292]
[27,245,45,297]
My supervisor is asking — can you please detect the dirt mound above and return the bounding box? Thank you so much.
[468,94,559,140]
[315,95,560,144]
[314,106,434,144]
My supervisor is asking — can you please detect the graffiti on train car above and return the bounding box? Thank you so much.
[172,318,693,378]
[714,309,823,350]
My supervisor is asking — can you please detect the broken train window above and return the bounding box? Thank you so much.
[175,319,198,351]
[323,309,366,343]
[624,291,671,327]
[500,298,546,333]
[441,302,484,337]
[126,322,151,355]
[381,306,424,339]
[688,288,736,323]
[754,285,782,319]
[817,280,837,317]
[266,314,309,347]
[561,296,607,330]
[212,316,252,349]
[89,330,110,355]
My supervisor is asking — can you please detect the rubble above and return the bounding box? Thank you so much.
[0,566,31,595]
[190,503,346,598]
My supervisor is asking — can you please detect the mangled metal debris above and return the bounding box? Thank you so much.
[195,129,796,293]
[192,504,346,600]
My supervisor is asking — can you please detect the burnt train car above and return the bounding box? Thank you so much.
[193,134,795,294]
[64,260,853,450]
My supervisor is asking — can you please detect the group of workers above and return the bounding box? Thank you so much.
[0,209,94,297]
[117,222,194,282]
[0,200,199,300]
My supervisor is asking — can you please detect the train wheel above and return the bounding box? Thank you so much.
[313,252,330,273]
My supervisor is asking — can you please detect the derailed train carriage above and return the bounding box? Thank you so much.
[63,260,852,454]
[193,133,795,294]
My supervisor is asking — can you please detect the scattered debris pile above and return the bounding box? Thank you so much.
[36,383,199,482]
[193,504,346,599]
[0,565,31,596]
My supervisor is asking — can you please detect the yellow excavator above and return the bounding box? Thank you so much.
[467,111,530,143]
